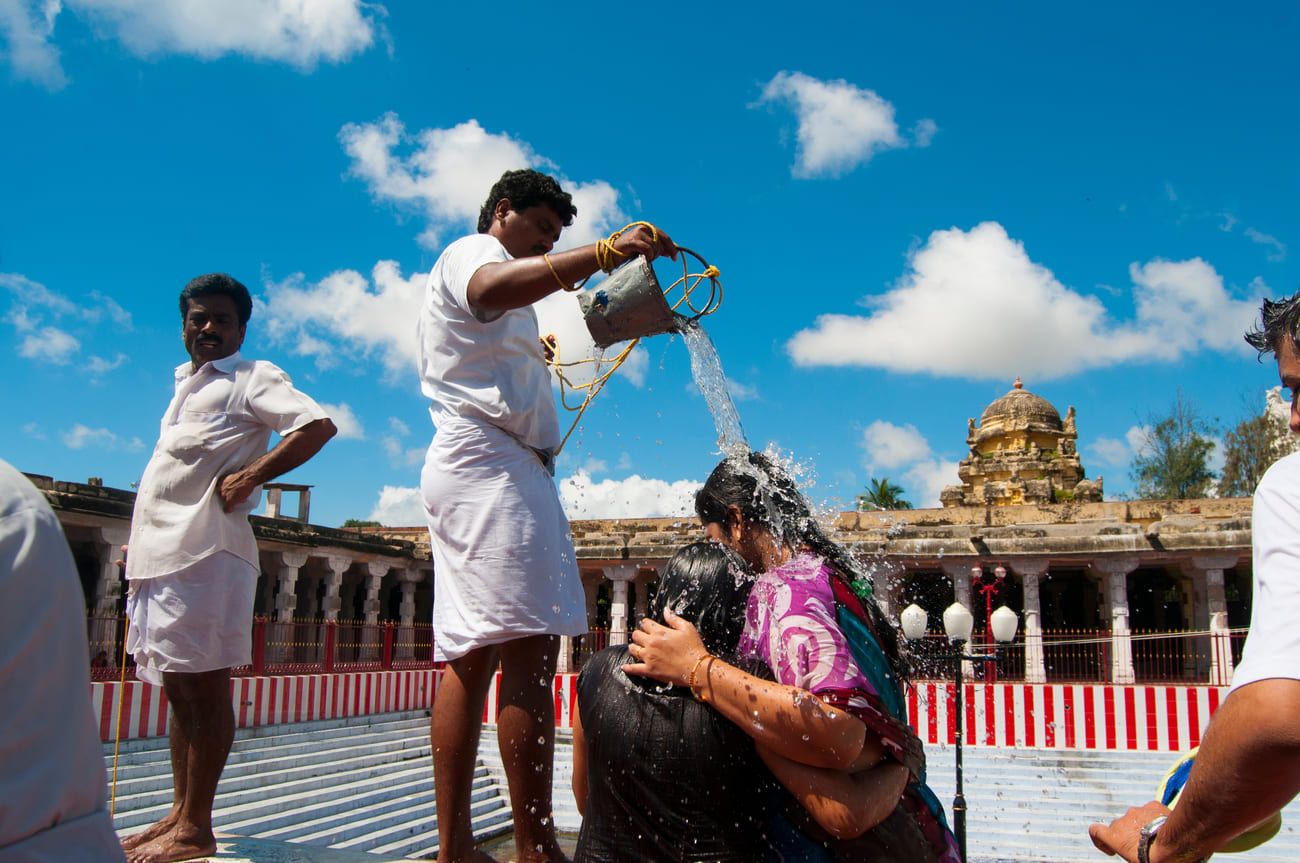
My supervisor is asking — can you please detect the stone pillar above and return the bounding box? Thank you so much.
[1187,554,1239,686]
[270,551,309,663]
[265,486,283,518]
[362,562,389,660]
[1012,558,1050,683]
[1093,556,1139,684]
[397,570,419,660]
[321,556,350,622]
[604,564,637,646]
[89,526,130,662]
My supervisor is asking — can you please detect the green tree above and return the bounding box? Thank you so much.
[1217,388,1299,497]
[1131,393,1217,499]
[858,477,913,511]
[341,518,382,528]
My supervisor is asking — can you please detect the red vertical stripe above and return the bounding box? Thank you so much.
[1084,686,1097,749]
[1165,688,1180,751]
[1003,684,1015,746]
[119,682,134,743]
[137,683,152,739]
[906,685,919,734]
[1208,686,1220,717]
[1124,687,1138,750]
[255,678,267,727]
[1023,686,1035,748]
[927,683,939,745]
[982,684,995,745]
[266,679,277,727]
[1187,689,1201,748]
[99,684,114,742]
[1144,687,1158,749]
[965,683,976,746]
[1063,687,1076,748]
[1043,686,1056,748]
[1104,686,1116,749]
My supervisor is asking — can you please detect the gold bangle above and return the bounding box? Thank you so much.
[687,653,714,700]
[543,253,578,292]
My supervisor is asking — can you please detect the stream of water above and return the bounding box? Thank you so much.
[677,318,748,456]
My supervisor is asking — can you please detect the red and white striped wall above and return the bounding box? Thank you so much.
[904,682,1225,752]
[93,673,1223,753]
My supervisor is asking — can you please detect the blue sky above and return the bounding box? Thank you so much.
[2,2,1297,526]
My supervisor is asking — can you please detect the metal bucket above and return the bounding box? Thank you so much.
[578,256,685,348]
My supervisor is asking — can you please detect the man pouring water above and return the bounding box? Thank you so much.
[416,168,675,863]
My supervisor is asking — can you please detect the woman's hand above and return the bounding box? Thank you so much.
[623,609,707,687]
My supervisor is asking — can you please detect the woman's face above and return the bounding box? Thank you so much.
[702,509,774,572]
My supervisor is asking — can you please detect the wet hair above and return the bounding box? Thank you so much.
[476,169,577,234]
[696,451,909,683]
[1245,292,1300,359]
[649,542,755,656]
[179,273,252,326]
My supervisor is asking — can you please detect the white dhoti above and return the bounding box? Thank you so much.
[421,416,586,661]
[126,551,257,685]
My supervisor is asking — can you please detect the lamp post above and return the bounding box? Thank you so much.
[900,601,1019,863]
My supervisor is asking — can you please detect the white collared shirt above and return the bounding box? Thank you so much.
[417,233,561,452]
[126,352,329,581]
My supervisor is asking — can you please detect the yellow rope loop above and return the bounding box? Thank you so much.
[663,246,723,319]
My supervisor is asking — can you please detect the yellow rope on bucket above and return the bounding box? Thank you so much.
[546,232,723,454]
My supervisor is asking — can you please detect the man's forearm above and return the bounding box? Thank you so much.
[1153,679,1300,862]
[225,418,336,495]
[468,246,605,313]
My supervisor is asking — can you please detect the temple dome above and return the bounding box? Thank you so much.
[977,377,1062,438]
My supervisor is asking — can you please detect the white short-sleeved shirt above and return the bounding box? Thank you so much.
[0,459,125,861]
[127,352,329,581]
[1230,450,1300,693]
[417,233,561,452]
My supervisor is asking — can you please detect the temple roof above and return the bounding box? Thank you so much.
[976,377,1064,438]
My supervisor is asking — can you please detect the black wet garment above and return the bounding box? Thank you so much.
[573,645,778,862]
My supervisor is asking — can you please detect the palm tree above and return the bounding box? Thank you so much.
[858,478,913,511]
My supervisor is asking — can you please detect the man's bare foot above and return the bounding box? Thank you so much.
[120,814,179,852]
[435,849,497,863]
[124,825,216,863]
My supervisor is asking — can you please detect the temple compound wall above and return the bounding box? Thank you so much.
[34,472,1250,685]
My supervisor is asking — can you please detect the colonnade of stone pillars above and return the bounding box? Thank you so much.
[1093,556,1138,684]
[604,563,638,646]
[1013,558,1049,683]
[270,550,310,662]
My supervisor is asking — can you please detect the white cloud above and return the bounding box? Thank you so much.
[320,402,364,439]
[340,113,626,251]
[901,458,960,508]
[758,71,927,178]
[258,260,424,379]
[1244,227,1286,263]
[861,420,931,472]
[87,352,127,375]
[787,222,1258,380]
[388,416,410,437]
[2,271,133,367]
[1085,435,1132,469]
[22,421,45,439]
[1126,424,1152,457]
[19,325,79,363]
[558,469,702,519]
[366,485,425,527]
[0,0,65,88]
[62,423,143,451]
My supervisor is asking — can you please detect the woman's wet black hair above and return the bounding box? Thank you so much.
[649,541,755,656]
[695,450,909,683]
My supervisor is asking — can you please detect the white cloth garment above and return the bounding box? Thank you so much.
[0,459,125,862]
[125,551,258,685]
[421,416,586,661]
[417,233,562,453]
[127,352,329,581]
[1230,450,1300,693]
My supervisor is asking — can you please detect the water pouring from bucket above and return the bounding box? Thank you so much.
[549,238,728,452]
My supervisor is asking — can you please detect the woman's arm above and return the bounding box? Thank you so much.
[626,611,868,770]
[758,744,910,839]
[571,704,588,817]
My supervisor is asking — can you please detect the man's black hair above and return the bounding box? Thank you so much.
[476,169,577,233]
[1245,292,1300,359]
[179,273,253,326]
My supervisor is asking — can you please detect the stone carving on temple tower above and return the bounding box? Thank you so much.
[940,377,1103,507]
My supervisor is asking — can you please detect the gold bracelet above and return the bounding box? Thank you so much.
[687,653,714,700]
[543,253,579,292]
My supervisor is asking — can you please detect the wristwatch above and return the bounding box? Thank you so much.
[1138,816,1208,863]
[1137,816,1166,863]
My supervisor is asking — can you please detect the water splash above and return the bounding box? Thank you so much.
[678,319,748,456]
